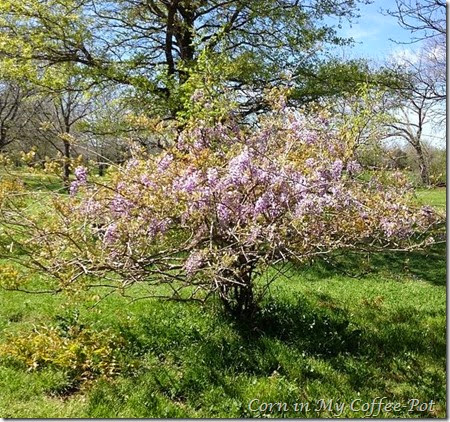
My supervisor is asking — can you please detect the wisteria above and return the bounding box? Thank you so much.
[69,166,88,195]
[6,105,443,317]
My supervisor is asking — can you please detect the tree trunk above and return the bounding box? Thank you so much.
[414,143,430,186]
[0,126,9,152]
[220,259,257,318]
[63,139,71,189]
[174,6,195,84]
[98,162,106,176]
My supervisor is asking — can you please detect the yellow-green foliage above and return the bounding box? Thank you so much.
[0,176,25,207]
[0,322,127,387]
[0,264,21,289]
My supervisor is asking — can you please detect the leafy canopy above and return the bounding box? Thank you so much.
[0,0,377,116]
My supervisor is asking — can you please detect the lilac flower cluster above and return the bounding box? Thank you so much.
[184,250,204,275]
[103,223,118,244]
[110,194,134,216]
[70,166,88,195]
[74,166,87,183]
[157,154,173,173]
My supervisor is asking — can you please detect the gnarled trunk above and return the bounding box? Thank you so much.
[414,142,430,186]
[219,257,257,318]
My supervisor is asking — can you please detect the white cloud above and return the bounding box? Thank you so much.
[389,48,419,65]
[345,26,379,41]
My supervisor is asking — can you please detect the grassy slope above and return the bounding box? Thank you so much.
[0,175,446,418]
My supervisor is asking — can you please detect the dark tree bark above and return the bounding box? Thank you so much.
[220,255,257,318]
[62,138,71,186]
[413,142,430,186]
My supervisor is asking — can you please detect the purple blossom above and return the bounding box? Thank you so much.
[217,203,231,223]
[79,198,102,216]
[304,131,318,145]
[360,211,369,219]
[254,192,272,216]
[193,139,205,150]
[294,196,321,217]
[74,166,88,183]
[292,173,308,195]
[305,158,315,168]
[103,223,118,244]
[246,226,261,243]
[381,218,410,239]
[148,218,170,238]
[176,133,187,151]
[331,160,343,179]
[126,158,139,170]
[69,181,81,196]
[110,194,134,216]
[227,148,251,184]
[174,170,201,194]
[289,117,304,133]
[421,205,434,215]
[157,154,173,172]
[346,160,362,175]
[172,167,200,194]
[70,166,88,195]
[184,250,204,275]
[141,174,156,188]
[206,168,219,187]
[254,167,270,183]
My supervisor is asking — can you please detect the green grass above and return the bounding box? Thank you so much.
[415,188,446,211]
[0,178,446,418]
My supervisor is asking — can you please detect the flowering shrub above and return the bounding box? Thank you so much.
[0,105,442,317]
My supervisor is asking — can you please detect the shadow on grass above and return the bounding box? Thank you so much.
[100,292,444,417]
[302,242,446,286]
[4,283,443,416]
[116,291,444,380]
[1,242,445,415]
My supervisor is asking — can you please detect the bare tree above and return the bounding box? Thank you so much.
[383,0,446,185]
[0,82,35,151]
[386,93,432,185]
[30,82,92,185]
[387,0,445,105]
[384,50,445,185]
[388,0,446,42]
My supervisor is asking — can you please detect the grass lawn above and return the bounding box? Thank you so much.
[0,174,446,418]
[415,188,446,211]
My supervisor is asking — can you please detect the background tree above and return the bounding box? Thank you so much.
[383,40,445,186]
[0,81,36,151]
[26,77,93,185]
[386,0,446,113]
[388,0,446,42]
[0,0,391,119]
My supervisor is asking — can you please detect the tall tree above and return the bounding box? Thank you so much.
[0,0,375,118]
[29,79,93,185]
[0,81,35,151]
[384,49,445,186]
[388,0,446,103]
[383,0,446,185]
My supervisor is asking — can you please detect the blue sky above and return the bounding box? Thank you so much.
[326,0,445,147]
[329,0,422,63]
